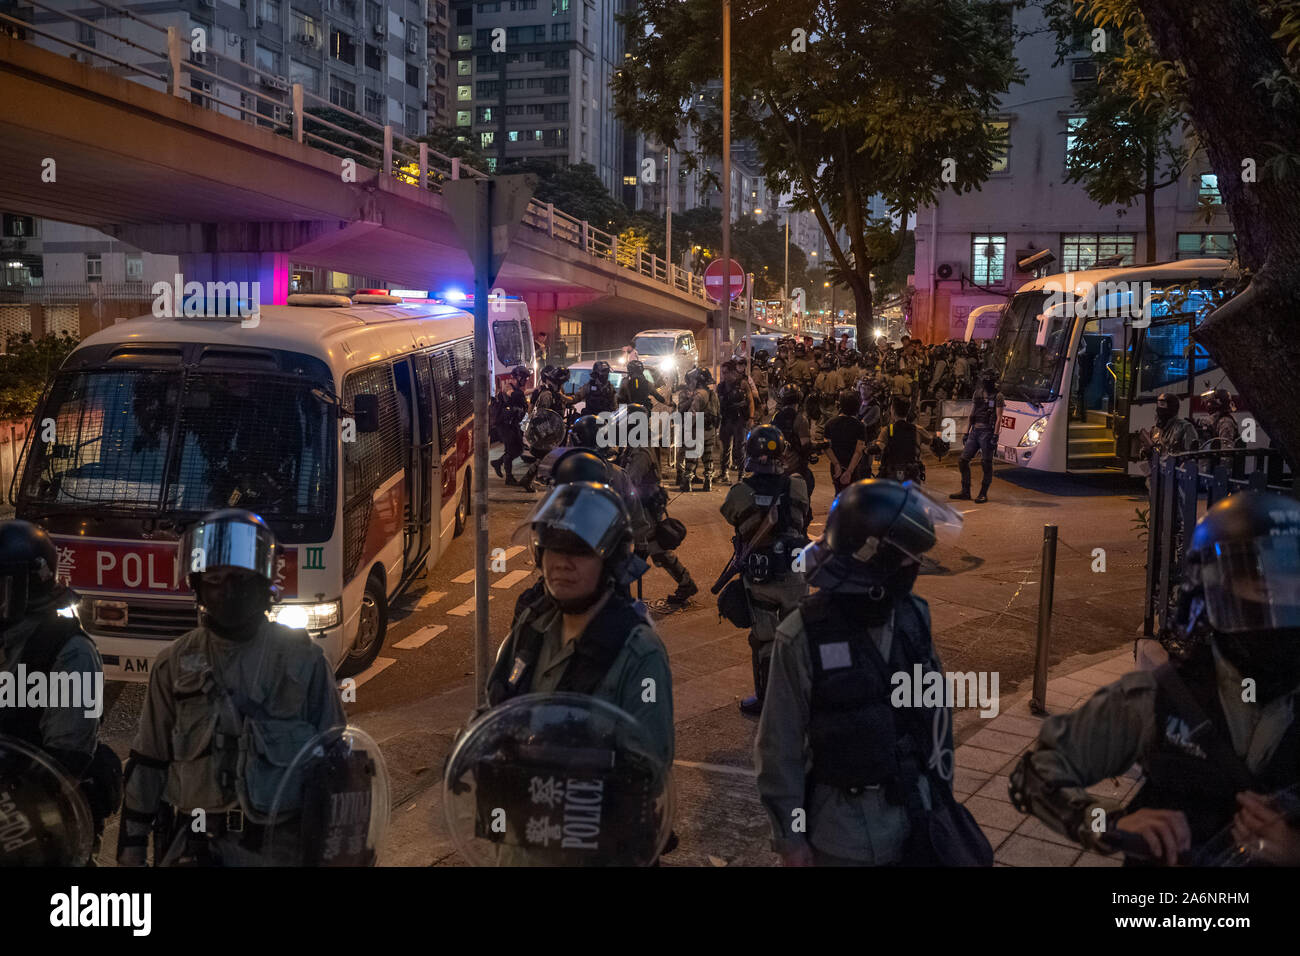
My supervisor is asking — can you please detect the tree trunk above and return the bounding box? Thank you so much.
[1143,142,1158,263]
[1136,0,1300,464]
[849,271,874,346]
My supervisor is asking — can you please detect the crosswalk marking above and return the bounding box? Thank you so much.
[501,545,526,561]
[393,624,447,650]
[416,590,446,610]
[348,657,396,689]
[492,568,533,589]
[448,595,493,616]
[452,570,475,584]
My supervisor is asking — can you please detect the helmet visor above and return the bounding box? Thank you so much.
[1200,535,1300,633]
[185,516,277,580]
[888,482,965,561]
[511,482,627,559]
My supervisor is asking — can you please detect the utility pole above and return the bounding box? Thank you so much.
[720,0,732,364]
[665,149,672,282]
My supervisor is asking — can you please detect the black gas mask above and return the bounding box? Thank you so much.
[1215,631,1300,704]
[197,569,271,640]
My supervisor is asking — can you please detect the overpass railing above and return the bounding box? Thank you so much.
[2,0,708,303]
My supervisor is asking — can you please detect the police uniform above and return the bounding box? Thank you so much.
[622,445,697,599]
[120,619,345,865]
[957,383,1003,499]
[875,419,927,483]
[721,473,810,703]
[574,378,617,415]
[717,374,753,479]
[493,385,528,483]
[756,593,948,864]
[771,403,815,501]
[1154,416,1200,455]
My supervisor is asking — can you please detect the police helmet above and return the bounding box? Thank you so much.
[844,349,861,366]
[181,508,279,593]
[824,480,963,564]
[696,367,714,387]
[523,482,633,566]
[511,365,530,382]
[626,359,645,377]
[553,449,611,485]
[568,413,604,450]
[683,367,700,390]
[778,384,803,406]
[551,366,571,386]
[1202,388,1232,414]
[753,349,771,367]
[1188,491,1300,634]
[591,360,611,382]
[0,520,68,624]
[540,364,558,383]
[744,425,787,475]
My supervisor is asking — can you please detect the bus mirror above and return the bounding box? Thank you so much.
[353,394,380,433]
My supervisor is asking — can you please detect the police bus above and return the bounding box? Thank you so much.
[987,259,1248,475]
[12,294,479,680]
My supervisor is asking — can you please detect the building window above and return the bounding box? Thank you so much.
[1176,233,1235,260]
[406,106,419,135]
[459,84,473,101]
[1060,233,1137,272]
[255,44,279,75]
[364,87,383,116]
[988,120,1009,173]
[329,76,356,110]
[259,0,281,25]
[2,214,37,238]
[289,58,319,90]
[457,33,472,50]
[487,157,498,172]
[1065,116,1086,165]
[1198,173,1222,204]
[458,59,472,75]
[970,234,1006,285]
[478,106,494,122]
[331,29,357,64]
[365,0,381,28]
[456,110,471,126]
[364,43,384,71]
[479,1,501,10]
[552,22,570,41]
[508,130,519,141]
[125,254,143,281]
[85,254,102,283]
[476,80,498,97]
[481,131,495,147]
[551,0,569,13]
[406,63,420,87]
[291,9,321,46]
[559,317,581,356]
[622,175,636,186]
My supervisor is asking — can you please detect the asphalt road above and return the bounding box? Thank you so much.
[94,447,1152,866]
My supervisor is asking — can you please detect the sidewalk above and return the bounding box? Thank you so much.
[953,647,1138,867]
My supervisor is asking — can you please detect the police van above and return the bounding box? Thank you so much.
[13,294,479,680]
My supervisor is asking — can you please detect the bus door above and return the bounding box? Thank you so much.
[392,357,432,570]
[1067,313,1123,471]
[1129,311,1197,462]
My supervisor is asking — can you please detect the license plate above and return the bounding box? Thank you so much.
[997,445,1018,464]
[120,657,150,675]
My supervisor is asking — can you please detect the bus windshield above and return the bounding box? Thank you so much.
[19,367,335,519]
[990,290,1073,404]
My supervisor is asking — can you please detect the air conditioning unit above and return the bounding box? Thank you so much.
[1070,59,1098,82]
[407,39,419,53]
[935,262,961,281]
[374,22,386,36]
[194,79,213,95]
[260,73,290,91]
[191,51,208,66]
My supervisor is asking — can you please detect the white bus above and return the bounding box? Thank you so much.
[13,295,478,680]
[988,259,1248,475]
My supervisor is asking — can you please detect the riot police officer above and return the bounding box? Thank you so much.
[492,365,530,485]
[618,405,700,606]
[873,396,934,483]
[717,359,755,484]
[1138,392,1200,459]
[117,509,346,866]
[0,520,119,865]
[720,425,811,717]
[755,480,974,866]
[751,349,772,423]
[518,366,573,492]
[552,424,652,548]
[574,360,618,415]
[951,370,1003,503]
[772,384,815,502]
[616,359,666,408]
[1202,388,1241,449]
[1010,491,1300,866]
[489,482,673,766]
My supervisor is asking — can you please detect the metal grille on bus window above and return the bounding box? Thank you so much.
[20,368,180,511]
[341,363,402,579]
[453,338,474,425]
[343,498,371,581]
[413,352,435,445]
[430,347,458,455]
[165,373,334,516]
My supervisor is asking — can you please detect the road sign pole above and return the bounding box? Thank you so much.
[720,0,732,368]
[472,178,491,711]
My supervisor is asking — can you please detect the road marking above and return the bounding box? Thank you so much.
[416,590,446,610]
[448,595,493,616]
[501,545,526,561]
[348,657,396,688]
[492,568,532,589]
[672,758,756,778]
[452,570,475,584]
[393,624,447,649]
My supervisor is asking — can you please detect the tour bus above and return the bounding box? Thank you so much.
[833,324,858,348]
[987,259,1249,475]
[12,294,478,680]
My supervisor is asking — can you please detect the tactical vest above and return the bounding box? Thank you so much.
[719,381,748,419]
[585,382,617,415]
[879,421,921,476]
[1132,646,1300,848]
[969,391,1000,429]
[772,406,805,461]
[802,593,940,791]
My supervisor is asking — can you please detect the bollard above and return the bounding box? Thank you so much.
[1030,524,1058,715]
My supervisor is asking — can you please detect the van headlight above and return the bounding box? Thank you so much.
[269,600,341,631]
[660,357,676,375]
[1019,416,1047,447]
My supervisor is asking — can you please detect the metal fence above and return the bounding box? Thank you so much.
[1,0,709,302]
[1144,447,1296,638]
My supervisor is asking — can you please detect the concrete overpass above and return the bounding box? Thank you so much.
[0,26,789,352]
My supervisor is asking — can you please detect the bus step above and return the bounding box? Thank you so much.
[1066,465,1126,475]
[1068,437,1116,454]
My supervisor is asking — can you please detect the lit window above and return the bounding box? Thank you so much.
[1176,233,1235,260]
[85,253,102,282]
[457,85,471,101]
[508,130,518,141]
[1199,173,1222,204]
[988,120,1009,173]
[1065,116,1086,164]
[1061,234,1136,272]
[456,110,471,126]
[623,175,636,186]
[970,234,1006,285]
[481,131,495,147]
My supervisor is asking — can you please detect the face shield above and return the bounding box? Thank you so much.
[872,481,965,563]
[511,482,629,560]
[182,511,278,583]
[1198,533,1300,633]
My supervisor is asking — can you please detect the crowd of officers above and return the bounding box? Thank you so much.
[1,321,1294,868]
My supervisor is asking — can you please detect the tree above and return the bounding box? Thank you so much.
[1058,0,1300,462]
[1045,4,1188,262]
[0,331,79,420]
[614,0,1023,345]
[500,160,628,231]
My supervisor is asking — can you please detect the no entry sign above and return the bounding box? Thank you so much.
[703,259,746,303]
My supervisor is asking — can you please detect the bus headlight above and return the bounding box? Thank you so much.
[269,600,341,631]
[1019,417,1047,448]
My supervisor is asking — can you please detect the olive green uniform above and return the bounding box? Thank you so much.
[120,620,345,865]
